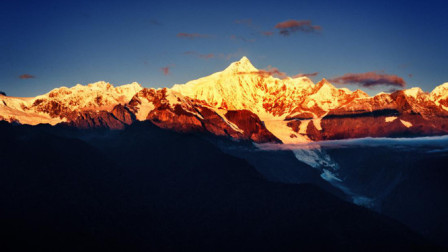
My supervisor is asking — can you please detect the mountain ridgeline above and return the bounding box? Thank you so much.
[1,57,448,143]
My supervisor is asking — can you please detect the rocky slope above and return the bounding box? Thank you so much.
[126,87,279,143]
[1,57,448,143]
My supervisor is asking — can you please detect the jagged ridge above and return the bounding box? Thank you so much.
[1,57,448,143]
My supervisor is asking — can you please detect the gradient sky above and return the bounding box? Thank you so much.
[1,0,447,97]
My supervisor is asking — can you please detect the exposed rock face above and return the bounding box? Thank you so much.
[225,110,280,143]
[111,104,136,125]
[298,88,448,141]
[67,111,127,129]
[194,106,243,139]
[67,104,136,130]
[126,87,279,143]
[286,120,301,133]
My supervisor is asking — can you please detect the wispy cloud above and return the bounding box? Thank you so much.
[230,34,255,42]
[259,66,288,79]
[386,88,400,93]
[234,19,254,27]
[238,66,318,80]
[216,52,246,60]
[261,31,274,37]
[234,18,274,39]
[239,65,288,79]
[184,51,214,59]
[177,33,210,39]
[275,20,321,36]
[257,135,448,152]
[329,72,406,88]
[161,66,171,75]
[294,72,319,78]
[149,19,162,26]
[19,74,35,79]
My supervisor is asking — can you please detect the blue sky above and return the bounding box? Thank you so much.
[1,0,447,96]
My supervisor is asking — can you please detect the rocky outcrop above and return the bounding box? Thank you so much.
[111,104,136,125]
[67,111,127,129]
[194,106,243,139]
[127,88,278,143]
[67,104,136,130]
[225,110,280,143]
[303,114,448,141]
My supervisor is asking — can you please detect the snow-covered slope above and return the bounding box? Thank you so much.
[0,81,142,125]
[171,57,448,143]
[0,95,63,125]
[171,57,358,142]
[172,57,317,119]
[430,82,448,109]
[32,81,142,117]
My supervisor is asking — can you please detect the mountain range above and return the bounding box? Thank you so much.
[2,56,448,143]
[3,57,448,250]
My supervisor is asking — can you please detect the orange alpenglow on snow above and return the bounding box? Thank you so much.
[1,57,448,143]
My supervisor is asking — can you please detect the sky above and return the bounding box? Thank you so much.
[1,0,447,97]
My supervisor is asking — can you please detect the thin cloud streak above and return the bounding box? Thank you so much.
[230,35,255,42]
[184,51,214,59]
[294,72,319,78]
[261,31,274,37]
[275,20,321,36]
[238,66,288,79]
[256,135,448,152]
[149,19,162,26]
[161,66,171,75]
[234,19,253,27]
[234,18,274,38]
[239,66,318,80]
[177,33,210,39]
[217,52,246,60]
[19,74,35,79]
[329,72,406,88]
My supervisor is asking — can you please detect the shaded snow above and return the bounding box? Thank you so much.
[264,119,310,144]
[321,169,342,182]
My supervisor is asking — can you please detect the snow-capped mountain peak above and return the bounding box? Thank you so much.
[313,78,339,94]
[224,56,258,73]
[403,87,424,98]
[430,82,448,107]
